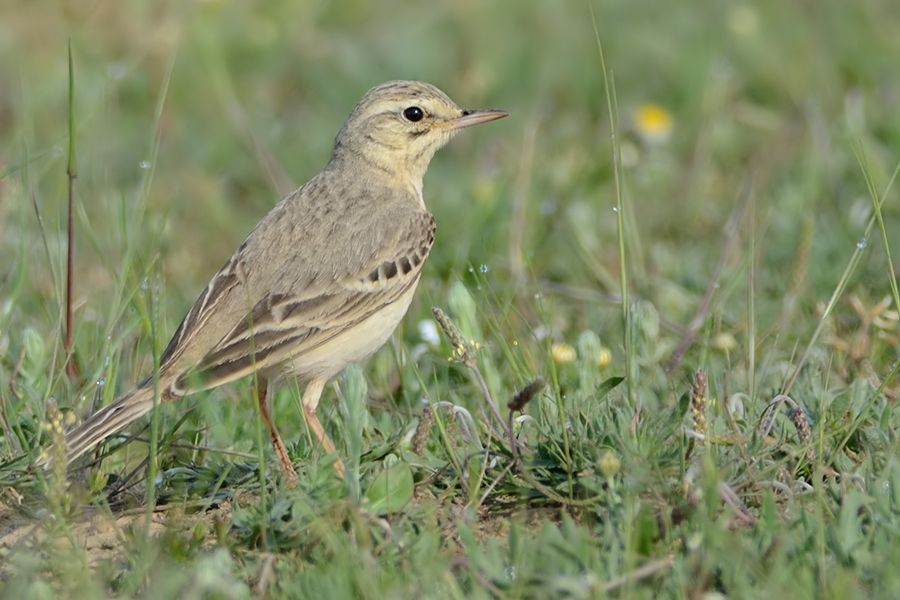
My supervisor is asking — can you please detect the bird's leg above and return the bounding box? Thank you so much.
[256,378,298,486]
[301,378,346,478]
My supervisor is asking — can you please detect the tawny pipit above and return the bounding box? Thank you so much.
[60,81,506,481]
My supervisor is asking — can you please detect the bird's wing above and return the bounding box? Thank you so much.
[160,172,397,369]
[163,205,435,395]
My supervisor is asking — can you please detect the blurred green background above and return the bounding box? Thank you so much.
[3,0,899,345]
[1,1,899,597]
[3,0,899,343]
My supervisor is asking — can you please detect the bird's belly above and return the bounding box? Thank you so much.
[282,283,419,382]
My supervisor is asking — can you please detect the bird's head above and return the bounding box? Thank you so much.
[331,80,507,183]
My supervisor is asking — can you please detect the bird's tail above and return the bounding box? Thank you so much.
[62,384,161,465]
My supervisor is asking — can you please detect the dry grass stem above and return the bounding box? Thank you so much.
[690,370,708,444]
[412,406,434,455]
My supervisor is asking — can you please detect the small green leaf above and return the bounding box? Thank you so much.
[595,376,625,400]
[677,390,691,416]
[634,503,660,554]
[447,281,482,342]
[835,490,868,563]
[364,461,414,515]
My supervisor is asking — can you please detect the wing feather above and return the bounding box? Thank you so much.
[168,207,435,394]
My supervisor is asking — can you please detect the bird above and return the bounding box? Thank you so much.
[56,80,507,482]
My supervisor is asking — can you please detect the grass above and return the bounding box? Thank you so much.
[1,1,899,598]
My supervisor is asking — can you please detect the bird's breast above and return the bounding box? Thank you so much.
[278,279,421,383]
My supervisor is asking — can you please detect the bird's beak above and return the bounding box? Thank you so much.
[449,109,509,130]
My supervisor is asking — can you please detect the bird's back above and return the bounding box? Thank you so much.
[159,165,430,386]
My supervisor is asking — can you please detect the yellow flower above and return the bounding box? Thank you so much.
[633,103,673,144]
[551,342,577,364]
[712,332,737,352]
[597,451,621,477]
[596,346,613,369]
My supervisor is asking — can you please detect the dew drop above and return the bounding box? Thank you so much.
[856,239,867,250]
[612,207,618,212]
[139,160,152,170]
[96,378,106,386]
[479,264,489,273]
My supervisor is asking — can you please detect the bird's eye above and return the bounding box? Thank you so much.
[403,106,425,122]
